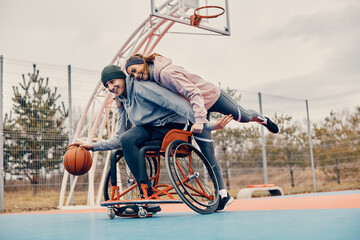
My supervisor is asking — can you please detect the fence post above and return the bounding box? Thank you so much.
[67,65,74,205]
[0,55,4,212]
[306,100,317,192]
[258,92,268,184]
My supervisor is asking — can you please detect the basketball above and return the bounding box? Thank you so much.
[63,146,92,176]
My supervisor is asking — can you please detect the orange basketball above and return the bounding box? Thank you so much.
[63,146,92,176]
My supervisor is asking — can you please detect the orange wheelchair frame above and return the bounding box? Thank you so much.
[100,129,220,218]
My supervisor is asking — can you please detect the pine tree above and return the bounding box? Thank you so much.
[4,64,69,195]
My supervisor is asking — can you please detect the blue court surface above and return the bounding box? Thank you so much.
[1,191,359,240]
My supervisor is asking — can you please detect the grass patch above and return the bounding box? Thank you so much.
[3,191,89,214]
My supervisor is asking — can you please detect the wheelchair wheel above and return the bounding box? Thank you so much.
[103,152,157,201]
[166,140,219,214]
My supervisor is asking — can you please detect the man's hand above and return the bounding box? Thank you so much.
[67,142,94,151]
[212,114,233,131]
[190,122,204,134]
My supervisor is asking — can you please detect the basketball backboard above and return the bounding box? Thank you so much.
[150,0,230,36]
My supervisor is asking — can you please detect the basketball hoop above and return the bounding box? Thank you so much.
[190,6,225,27]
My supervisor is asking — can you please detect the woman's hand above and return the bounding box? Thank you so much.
[212,114,233,131]
[190,122,204,134]
[67,142,94,151]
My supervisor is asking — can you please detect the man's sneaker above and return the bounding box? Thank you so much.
[261,117,279,134]
[216,193,234,212]
[124,206,137,214]
[117,204,139,215]
[139,191,161,213]
[146,203,161,213]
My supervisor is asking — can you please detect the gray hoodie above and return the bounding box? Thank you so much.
[93,76,213,151]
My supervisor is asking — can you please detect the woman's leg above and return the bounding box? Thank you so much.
[208,90,279,133]
[192,129,225,190]
[193,129,234,212]
[208,90,261,122]
[192,128,233,211]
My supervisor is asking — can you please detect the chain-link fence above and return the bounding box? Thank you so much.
[1,56,359,212]
[1,57,104,212]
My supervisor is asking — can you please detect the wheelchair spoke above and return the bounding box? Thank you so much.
[166,140,219,214]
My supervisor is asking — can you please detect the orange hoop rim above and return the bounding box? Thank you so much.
[194,5,225,19]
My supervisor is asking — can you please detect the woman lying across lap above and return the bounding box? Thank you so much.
[125,53,279,135]
[125,53,279,210]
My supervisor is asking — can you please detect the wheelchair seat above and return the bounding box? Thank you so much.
[139,140,162,148]
[160,129,192,151]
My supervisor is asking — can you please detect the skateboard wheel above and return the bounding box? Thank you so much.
[138,207,148,218]
[108,207,115,219]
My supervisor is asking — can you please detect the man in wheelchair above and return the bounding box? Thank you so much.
[69,65,233,214]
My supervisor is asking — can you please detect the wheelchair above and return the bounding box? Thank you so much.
[100,129,220,218]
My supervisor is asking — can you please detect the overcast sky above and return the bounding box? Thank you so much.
[1,0,359,118]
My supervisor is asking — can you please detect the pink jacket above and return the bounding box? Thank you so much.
[153,56,220,123]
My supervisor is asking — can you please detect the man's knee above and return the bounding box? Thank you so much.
[119,132,134,146]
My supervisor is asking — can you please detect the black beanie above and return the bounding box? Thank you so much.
[101,65,126,86]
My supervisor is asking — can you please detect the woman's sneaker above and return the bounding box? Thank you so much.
[216,193,234,212]
[251,116,279,134]
[261,117,279,134]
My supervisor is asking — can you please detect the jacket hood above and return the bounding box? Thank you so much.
[117,76,134,104]
[153,56,172,82]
